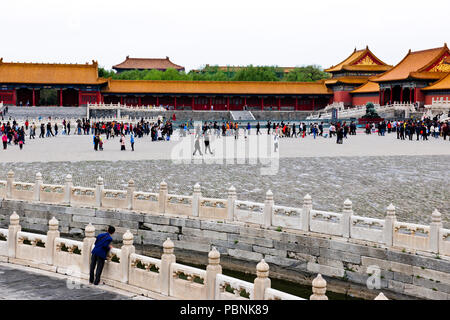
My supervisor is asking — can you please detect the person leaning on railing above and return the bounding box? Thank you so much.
[89,226,115,285]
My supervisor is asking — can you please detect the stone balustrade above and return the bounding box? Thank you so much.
[307,102,416,120]
[0,213,390,300]
[1,171,448,259]
[431,97,450,106]
[88,102,167,112]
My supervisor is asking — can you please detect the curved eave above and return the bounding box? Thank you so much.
[422,73,450,91]
[350,82,380,94]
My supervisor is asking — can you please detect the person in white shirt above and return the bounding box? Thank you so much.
[328,124,335,138]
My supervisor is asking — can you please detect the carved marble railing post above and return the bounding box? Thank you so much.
[341,199,353,238]
[263,190,273,228]
[126,179,135,210]
[374,292,389,300]
[8,212,21,258]
[310,274,328,300]
[302,194,312,232]
[430,209,442,254]
[384,204,396,247]
[192,183,201,217]
[82,223,96,275]
[6,170,14,199]
[158,181,168,214]
[253,259,271,300]
[227,186,236,222]
[34,172,43,201]
[120,230,135,283]
[160,238,176,296]
[206,247,222,300]
[46,217,60,265]
[63,174,73,205]
[95,176,104,207]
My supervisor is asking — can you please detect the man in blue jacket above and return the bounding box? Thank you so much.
[89,226,115,285]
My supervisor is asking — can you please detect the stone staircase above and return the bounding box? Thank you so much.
[230,110,255,121]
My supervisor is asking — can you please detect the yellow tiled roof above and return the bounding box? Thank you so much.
[325,47,391,73]
[0,59,106,85]
[104,80,332,95]
[350,81,380,94]
[374,45,450,82]
[422,73,450,91]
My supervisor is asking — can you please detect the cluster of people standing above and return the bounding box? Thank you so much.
[0,120,26,150]
[394,118,449,141]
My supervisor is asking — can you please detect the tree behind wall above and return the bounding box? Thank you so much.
[283,65,331,82]
[39,89,58,106]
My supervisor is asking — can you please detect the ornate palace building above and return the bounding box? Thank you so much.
[0,44,449,110]
[324,46,392,107]
[112,56,185,73]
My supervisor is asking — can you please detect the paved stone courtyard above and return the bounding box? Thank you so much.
[0,133,448,227]
[0,263,140,300]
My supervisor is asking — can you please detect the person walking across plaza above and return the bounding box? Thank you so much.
[89,226,115,285]
[120,134,126,151]
[2,132,7,150]
[204,130,213,155]
[130,132,135,151]
[39,123,45,138]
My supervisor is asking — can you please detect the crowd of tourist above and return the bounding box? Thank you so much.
[0,113,448,152]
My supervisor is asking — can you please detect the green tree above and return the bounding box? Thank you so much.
[283,65,330,82]
[232,65,280,82]
[98,67,116,78]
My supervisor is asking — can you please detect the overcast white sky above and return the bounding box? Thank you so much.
[2,0,449,71]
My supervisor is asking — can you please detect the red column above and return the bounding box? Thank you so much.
[244,97,247,108]
[227,97,230,111]
[312,97,315,110]
[390,88,393,104]
[78,90,82,106]
[59,89,63,107]
[174,97,177,110]
[278,97,281,111]
[120,97,123,105]
[409,88,413,103]
[381,90,384,106]
[295,97,298,110]
[32,89,35,106]
[12,89,17,106]
[191,97,194,110]
[156,97,159,106]
[209,97,212,109]
[261,97,264,110]
[138,97,142,106]
[400,87,403,103]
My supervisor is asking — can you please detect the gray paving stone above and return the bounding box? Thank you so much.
[0,264,130,300]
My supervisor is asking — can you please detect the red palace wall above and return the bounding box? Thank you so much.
[333,91,353,105]
[415,88,425,105]
[79,91,101,105]
[0,90,15,105]
[424,92,450,105]
[352,94,380,106]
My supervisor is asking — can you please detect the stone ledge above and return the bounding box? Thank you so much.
[8,258,57,273]
[100,278,172,300]
[306,262,345,278]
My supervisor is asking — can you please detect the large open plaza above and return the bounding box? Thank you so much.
[0,129,448,227]
[0,0,449,310]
